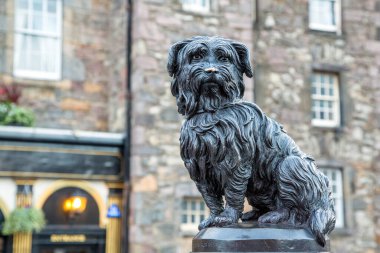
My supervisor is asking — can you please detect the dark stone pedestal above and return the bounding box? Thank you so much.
[192,222,330,253]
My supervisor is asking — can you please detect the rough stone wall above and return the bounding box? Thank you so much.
[253,1,380,253]
[129,1,255,252]
[0,0,126,132]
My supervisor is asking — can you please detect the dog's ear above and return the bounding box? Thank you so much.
[231,41,253,78]
[167,38,193,77]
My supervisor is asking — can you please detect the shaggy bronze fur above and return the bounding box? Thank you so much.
[167,36,335,246]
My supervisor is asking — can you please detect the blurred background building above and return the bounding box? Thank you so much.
[0,0,379,253]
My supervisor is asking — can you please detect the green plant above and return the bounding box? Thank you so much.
[2,208,46,235]
[0,103,35,127]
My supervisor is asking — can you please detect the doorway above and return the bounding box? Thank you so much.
[39,245,97,253]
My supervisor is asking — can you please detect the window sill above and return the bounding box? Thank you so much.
[175,8,216,17]
[307,29,345,39]
[10,75,62,88]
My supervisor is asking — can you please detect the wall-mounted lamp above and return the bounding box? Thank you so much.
[63,191,87,215]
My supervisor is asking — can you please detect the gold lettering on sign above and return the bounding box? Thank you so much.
[50,234,86,242]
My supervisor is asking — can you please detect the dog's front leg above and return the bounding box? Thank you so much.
[214,165,251,226]
[195,182,224,230]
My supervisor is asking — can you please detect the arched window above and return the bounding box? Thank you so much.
[42,187,99,226]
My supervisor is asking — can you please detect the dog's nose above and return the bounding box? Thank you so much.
[204,67,218,73]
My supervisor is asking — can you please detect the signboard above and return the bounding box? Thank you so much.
[107,204,121,218]
[50,234,86,243]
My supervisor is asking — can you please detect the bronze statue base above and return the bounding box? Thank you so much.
[192,222,330,253]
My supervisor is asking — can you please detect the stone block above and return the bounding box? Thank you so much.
[60,98,91,112]
[133,174,158,192]
[84,82,103,93]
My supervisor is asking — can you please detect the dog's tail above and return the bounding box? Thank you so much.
[308,174,336,247]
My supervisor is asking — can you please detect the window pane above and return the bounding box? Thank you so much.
[310,0,336,26]
[182,200,187,210]
[17,0,28,9]
[48,0,57,13]
[46,14,58,34]
[312,86,317,95]
[32,0,43,11]
[200,201,205,211]
[320,74,325,83]
[191,200,196,211]
[329,87,334,96]
[32,12,43,30]
[182,214,187,223]
[191,215,195,223]
[15,10,29,29]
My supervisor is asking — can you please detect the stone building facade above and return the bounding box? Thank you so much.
[129,1,379,253]
[0,0,379,253]
[0,0,127,132]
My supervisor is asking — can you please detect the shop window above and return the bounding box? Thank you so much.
[311,72,341,127]
[320,168,344,228]
[14,0,62,80]
[181,0,210,13]
[309,0,341,33]
[181,198,209,232]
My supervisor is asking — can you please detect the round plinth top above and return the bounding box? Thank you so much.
[192,222,330,252]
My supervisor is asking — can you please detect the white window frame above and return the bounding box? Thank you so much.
[309,0,341,34]
[320,168,344,228]
[181,0,210,13]
[311,72,340,128]
[180,198,209,233]
[13,0,62,80]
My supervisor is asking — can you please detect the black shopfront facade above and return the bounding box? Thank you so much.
[0,127,125,253]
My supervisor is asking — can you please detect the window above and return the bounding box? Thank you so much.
[181,198,209,232]
[320,168,344,228]
[14,0,62,80]
[181,0,210,13]
[309,0,341,33]
[311,72,340,127]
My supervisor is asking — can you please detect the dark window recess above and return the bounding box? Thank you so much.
[42,187,99,226]
[376,27,380,41]
[376,1,380,11]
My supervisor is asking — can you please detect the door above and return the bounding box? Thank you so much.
[39,245,97,253]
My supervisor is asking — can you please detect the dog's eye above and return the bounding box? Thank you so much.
[192,54,203,61]
[219,56,230,62]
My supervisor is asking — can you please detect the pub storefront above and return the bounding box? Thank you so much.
[0,127,125,253]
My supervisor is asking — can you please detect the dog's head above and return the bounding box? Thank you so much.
[167,36,253,117]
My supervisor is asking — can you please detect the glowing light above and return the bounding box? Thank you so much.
[62,192,87,214]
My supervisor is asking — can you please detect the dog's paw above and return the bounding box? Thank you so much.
[241,210,261,221]
[258,209,290,224]
[213,215,235,227]
[212,206,240,227]
[198,215,216,230]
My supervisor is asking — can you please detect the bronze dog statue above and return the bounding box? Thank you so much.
[167,36,335,246]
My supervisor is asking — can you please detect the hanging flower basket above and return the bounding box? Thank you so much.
[0,84,35,127]
[2,208,46,235]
